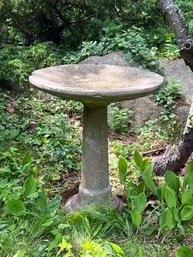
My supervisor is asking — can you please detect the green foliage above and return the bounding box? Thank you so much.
[0,25,161,91]
[0,43,65,88]
[109,104,133,134]
[154,80,182,133]
[176,0,193,34]
[80,240,127,257]
[175,246,193,257]
[1,146,193,256]
[117,151,193,237]
[79,26,160,71]
[1,0,163,47]
[0,90,81,178]
[158,33,180,59]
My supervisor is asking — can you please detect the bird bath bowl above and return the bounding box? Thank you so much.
[29,64,163,212]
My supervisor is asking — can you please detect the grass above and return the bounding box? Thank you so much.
[0,88,192,257]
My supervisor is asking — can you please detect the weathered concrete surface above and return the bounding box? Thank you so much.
[29,64,163,106]
[80,53,192,127]
[81,106,110,200]
[65,106,122,211]
[80,52,137,67]
[80,52,162,127]
[30,62,163,211]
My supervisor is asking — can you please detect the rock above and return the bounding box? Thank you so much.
[120,97,160,129]
[175,105,190,125]
[80,52,135,66]
[161,59,193,103]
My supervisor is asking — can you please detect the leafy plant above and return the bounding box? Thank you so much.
[117,151,193,237]
[0,43,65,89]
[154,80,183,136]
[175,246,193,257]
[159,33,180,59]
[108,104,133,134]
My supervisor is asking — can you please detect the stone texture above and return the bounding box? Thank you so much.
[161,59,193,103]
[80,52,162,127]
[175,105,190,125]
[29,62,163,211]
[80,52,137,67]
[29,64,163,106]
[121,97,160,128]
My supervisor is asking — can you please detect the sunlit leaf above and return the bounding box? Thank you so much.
[165,170,179,193]
[180,206,193,221]
[131,208,142,226]
[23,175,36,197]
[175,246,193,257]
[165,186,177,209]
[5,199,26,216]
[133,192,147,212]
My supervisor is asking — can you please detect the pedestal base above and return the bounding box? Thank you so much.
[64,193,122,212]
[64,105,122,213]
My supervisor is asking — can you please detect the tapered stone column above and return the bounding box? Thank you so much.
[81,105,110,202]
[65,105,121,211]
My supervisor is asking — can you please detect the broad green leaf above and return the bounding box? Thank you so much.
[37,191,48,211]
[186,160,193,190]
[106,242,126,257]
[181,188,193,206]
[133,192,147,212]
[118,158,128,183]
[186,160,193,176]
[48,233,63,252]
[143,163,153,177]
[175,246,193,257]
[134,150,143,169]
[157,184,164,201]
[48,195,61,213]
[159,208,174,231]
[32,166,38,177]
[5,199,26,216]
[138,246,144,257]
[137,181,145,195]
[131,208,142,226]
[140,157,150,172]
[13,250,26,257]
[165,170,179,193]
[142,175,157,195]
[144,225,157,236]
[165,186,177,209]
[172,208,180,223]
[180,206,193,221]
[177,223,185,235]
[23,175,36,197]
[126,181,136,199]
[22,152,32,173]
[22,152,32,166]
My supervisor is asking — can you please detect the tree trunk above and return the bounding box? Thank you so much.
[153,103,193,175]
[159,0,193,70]
[153,0,193,175]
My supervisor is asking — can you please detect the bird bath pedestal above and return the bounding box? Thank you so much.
[29,64,163,212]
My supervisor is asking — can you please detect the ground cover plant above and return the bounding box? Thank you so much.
[0,85,192,256]
[1,1,193,256]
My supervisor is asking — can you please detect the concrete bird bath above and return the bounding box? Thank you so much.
[29,64,163,212]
